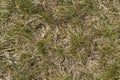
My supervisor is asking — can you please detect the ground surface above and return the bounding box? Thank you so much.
[0,0,120,80]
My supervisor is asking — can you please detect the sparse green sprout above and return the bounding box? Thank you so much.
[18,0,35,14]
[37,40,47,55]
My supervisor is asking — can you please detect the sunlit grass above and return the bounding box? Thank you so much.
[0,0,120,80]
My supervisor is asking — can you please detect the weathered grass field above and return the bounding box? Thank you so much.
[0,0,120,80]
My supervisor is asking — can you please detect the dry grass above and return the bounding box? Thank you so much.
[0,0,120,80]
